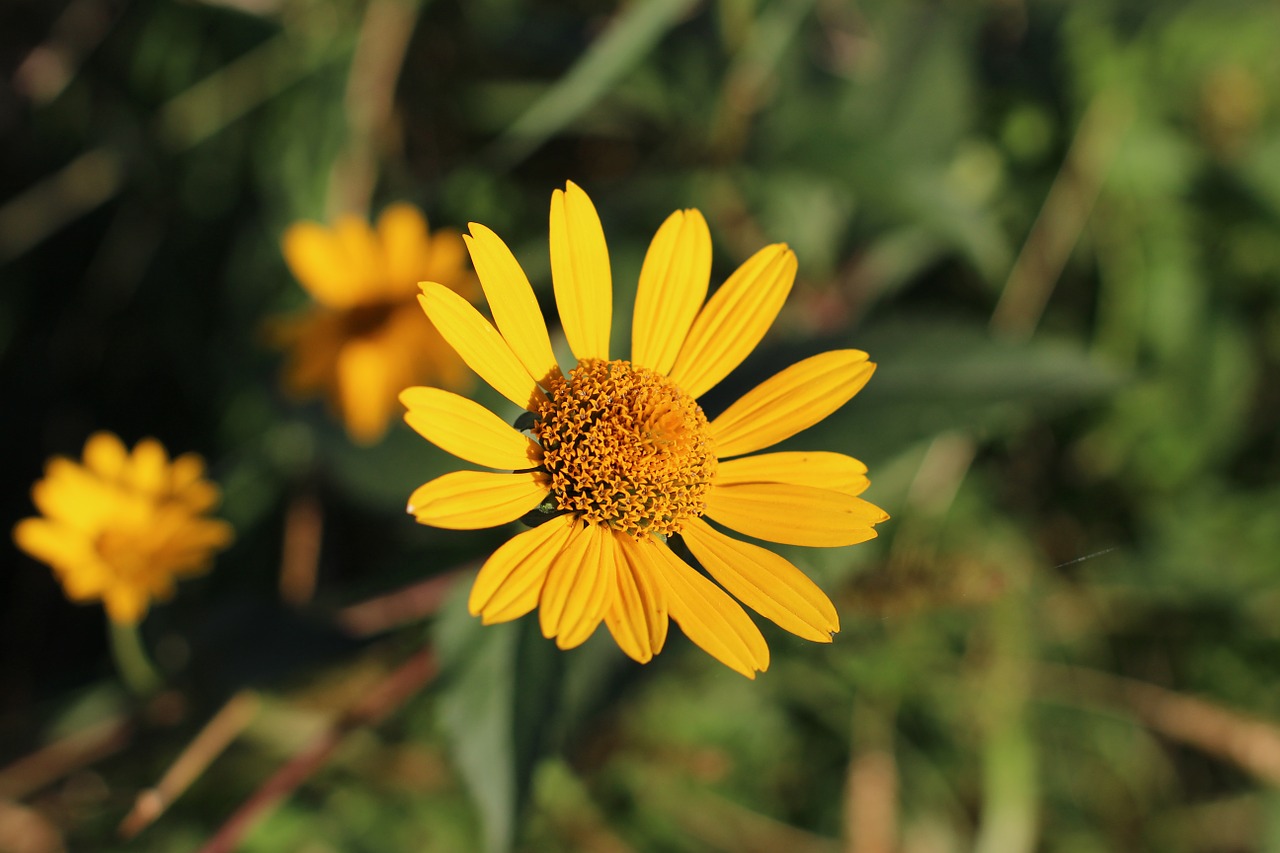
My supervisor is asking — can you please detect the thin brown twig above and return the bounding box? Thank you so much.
[1039,663,1280,787]
[279,494,323,607]
[325,0,422,218]
[335,568,469,638]
[0,716,133,802]
[990,92,1132,340]
[118,691,261,840]
[195,649,437,853]
[844,702,898,853]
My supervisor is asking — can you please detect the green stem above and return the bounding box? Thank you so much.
[109,619,163,696]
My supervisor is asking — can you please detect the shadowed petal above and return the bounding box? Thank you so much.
[418,283,546,410]
[400,386,540,470]
[667,244,796,399]
[631,209,711,374]
[626,536,769,678]
[550,181,611,361]
[703,482,888,547]
[539,521,612,649]
[605,532,669,663]
[470,514,576,622]
[709,350,875,459]
[406,470,547,529]
[682,517,839,642]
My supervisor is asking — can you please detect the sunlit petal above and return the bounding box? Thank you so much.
[715,451,870,496]
[626,536,769,678]
[470,515,576,621]
[704,482,888,547]
[465,223,559,382]
[550,181,611,361]
[631,209,711,374]
[418,283,546,410]
[400,386,541,470]
[667,244,796,399]
[682,517,839,642]
[406,470,548,529]
[709,350,875,459]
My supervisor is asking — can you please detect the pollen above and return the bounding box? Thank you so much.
[534,359,716,538]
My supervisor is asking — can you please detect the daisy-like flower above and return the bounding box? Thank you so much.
[277,203,477,444]
[13,432,233,624]
[401,182,888,677]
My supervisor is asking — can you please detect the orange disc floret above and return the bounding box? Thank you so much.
[534,359,716,538]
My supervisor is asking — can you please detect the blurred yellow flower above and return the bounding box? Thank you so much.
[277,203,477,444]
[13,432,234,625]
[402,182,888,678]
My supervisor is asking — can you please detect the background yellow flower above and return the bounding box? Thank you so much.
[13,432,233,625]
[276,203,477,444]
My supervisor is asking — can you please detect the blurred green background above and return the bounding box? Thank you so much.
[3,0,1280,850]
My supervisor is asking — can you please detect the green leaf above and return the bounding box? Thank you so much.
[485,0,700,166]
[434,585,564,853]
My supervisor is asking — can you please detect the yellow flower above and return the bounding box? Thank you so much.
[277,203,477,444]
[13,433,234,625]
[401,182,888,677]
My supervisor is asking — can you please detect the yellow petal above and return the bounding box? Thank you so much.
[681,517,839,642]
[556,525,616,650]
[424,229,473,295]
[32,459,114,534]
[377,203,430,296]
[406,470,548,530]
[667,244,796,400]
[539,521,612,649]
[709,350,875,459]
[631,209,711,374]
[83,432,127,480]
[715,451,870,496]
[12,517,96,571]
[336,337,398,444]
[282,223,362,309]
[703,482,887,547]
[418,283,546,410]
[465,223,559,382]
[400,386,541,470]
[624,536,769,678]
[332,214,386,297]
[470,514,576,621]
[550,181,611,361]
[605,533,669,663]
[126,439,169,496]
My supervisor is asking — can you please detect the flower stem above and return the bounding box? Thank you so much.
[109,619,163,696]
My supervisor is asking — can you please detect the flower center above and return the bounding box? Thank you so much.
[533,358,716,538]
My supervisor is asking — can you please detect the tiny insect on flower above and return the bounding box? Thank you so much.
[401,182,888,677]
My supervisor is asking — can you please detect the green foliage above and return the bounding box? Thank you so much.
[3,0,1280,850]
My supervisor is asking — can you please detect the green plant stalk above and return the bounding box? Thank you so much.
[109,619,163,697]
